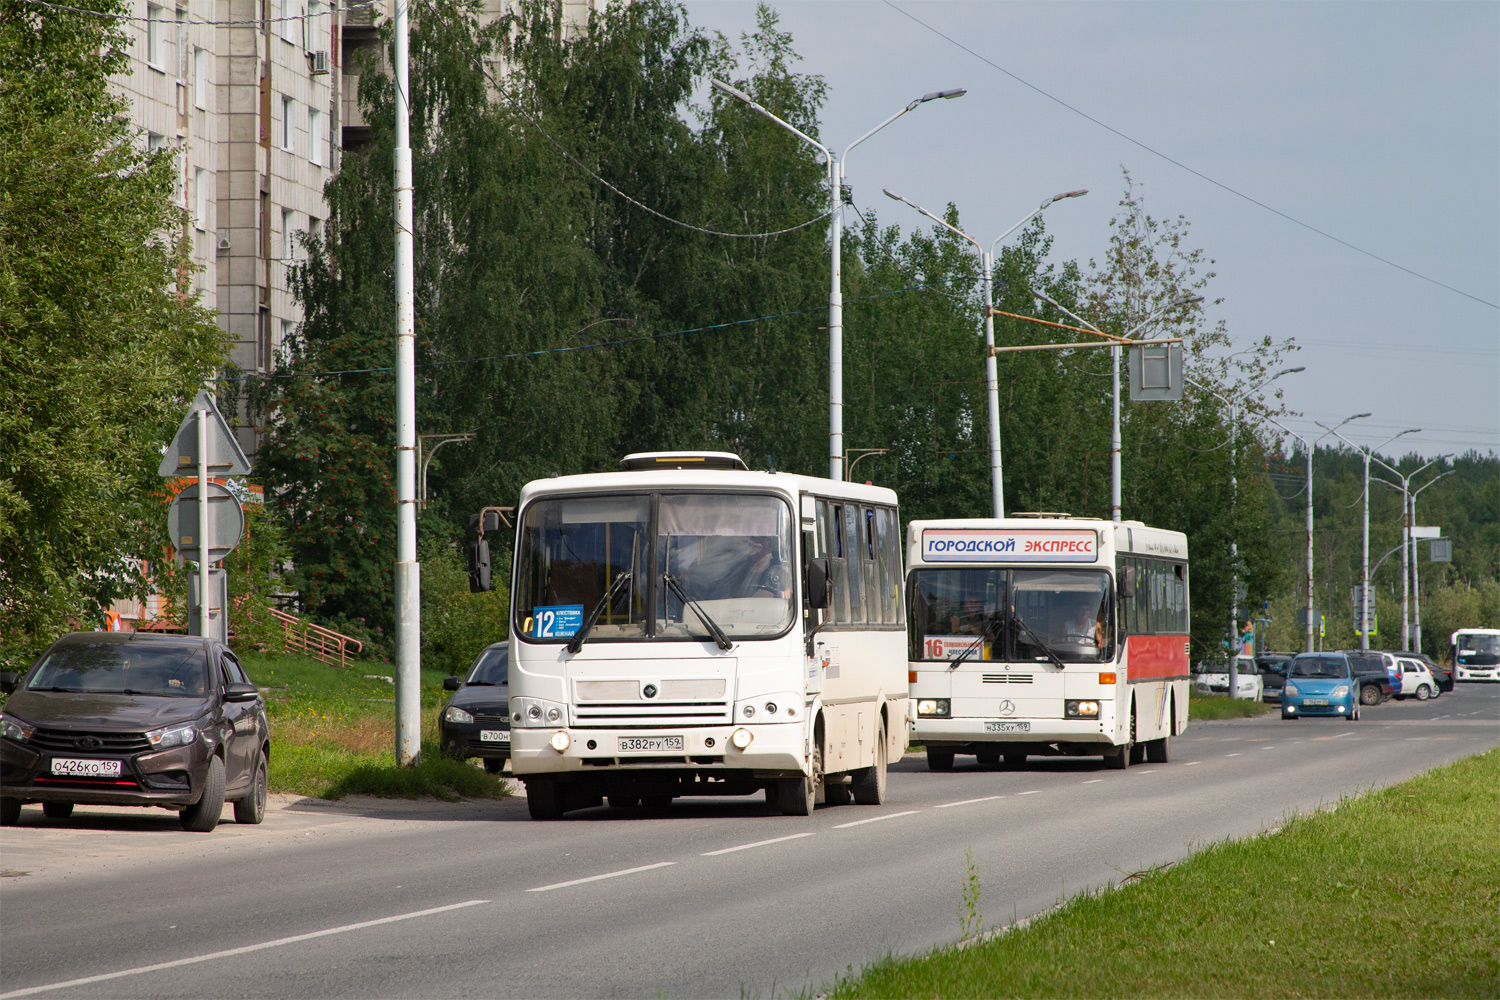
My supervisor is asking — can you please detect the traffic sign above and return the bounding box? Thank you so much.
[159,390,251,478]
[168,482,245,563]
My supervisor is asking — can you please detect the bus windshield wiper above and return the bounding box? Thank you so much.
[1013,615,1067,670]
[950,618,1000,670]
[662,573,733,651]
[565,570,633,654]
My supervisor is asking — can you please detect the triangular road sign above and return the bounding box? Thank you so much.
[158,389,252,477]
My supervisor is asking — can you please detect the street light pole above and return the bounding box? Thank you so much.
[1317,425,1419,650]
[712,81,965,481]
[1030,291,1203,522]
[883,188,1088,516]
[1185,366,1303,695]
[1409,471,1453,654]
[1267,413,1368,652]
[1369,455,1448,650]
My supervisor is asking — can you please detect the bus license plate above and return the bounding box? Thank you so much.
[985,721,1029,733]
[51,758,122,777]
[618,736,684,753]
[479,730,509,743]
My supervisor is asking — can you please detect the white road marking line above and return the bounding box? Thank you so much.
[936,795,1004,809]
[1135,769,1157,773]
[833,810,919,829]
[1017,789,1041,795]
[702,832,817,856]
[1082,779,1103,784]
[1225,753,1241,757]
[0,900,490,999]
[528,861,675,892]
[1263,746,1276,750]
[1183,761,1201,766]
[1333,732,1355,738]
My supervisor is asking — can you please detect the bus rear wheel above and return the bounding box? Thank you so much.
[1145,732,1171,763]
[851,723,888,805]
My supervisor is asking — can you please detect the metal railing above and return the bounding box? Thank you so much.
[269,608,363,668]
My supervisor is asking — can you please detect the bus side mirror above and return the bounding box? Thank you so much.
[468,539,492,593]
[1117,568,1136,600]
[0,672,18,694]
[805,558,830,610]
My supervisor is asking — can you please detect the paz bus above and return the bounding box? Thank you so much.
[486,452,907,819]
[1451,628,1500,682]
[906,516,1189,769]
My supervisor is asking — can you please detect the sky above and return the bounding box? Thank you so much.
[679,0,1500,462]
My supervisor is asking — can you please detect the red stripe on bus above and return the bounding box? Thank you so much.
[1126,634,1190,682]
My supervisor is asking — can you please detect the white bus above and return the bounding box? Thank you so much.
[498,452,907,819]
[1451,628,1500,682]
[906,516,1190,769]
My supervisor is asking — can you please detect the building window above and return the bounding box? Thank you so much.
[280,95,294,152]
[193,47,208,109]
[282,0,301,46]
[194,168,209,231]
[308,108,324,166]
[146,5,165,69]
[281,207,295,260]
[306,0,324,50]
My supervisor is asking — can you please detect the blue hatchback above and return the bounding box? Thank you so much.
[1282,653,1360,721]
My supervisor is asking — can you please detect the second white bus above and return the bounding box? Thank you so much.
[906,516,1190,769]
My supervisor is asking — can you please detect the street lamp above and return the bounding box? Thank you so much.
[712,80,966,481]
[1030,291,1204,522]
[1409,469,1454,653]
[1316,423,1420,650]
[882,187,1088,516]
[1369,455,1451,649]
[1186,366,1303,693]
[1266,413,1369,652]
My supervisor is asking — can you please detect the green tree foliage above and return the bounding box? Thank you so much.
[0,0,226,660]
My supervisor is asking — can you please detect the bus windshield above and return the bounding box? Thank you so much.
[909,568,1114,664]
[1455,633,1500,665]
[514,492,795,643]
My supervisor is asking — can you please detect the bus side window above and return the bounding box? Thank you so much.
[877,507,902,624]
[842,503,864,624]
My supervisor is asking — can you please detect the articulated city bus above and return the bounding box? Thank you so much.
[490,452,907,819]
[906,516,1189,769]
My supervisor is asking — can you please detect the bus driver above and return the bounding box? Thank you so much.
[1063,599,1105,648]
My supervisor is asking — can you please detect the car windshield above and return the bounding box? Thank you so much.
[908,568,1113,664]
[513,492,795,643]
[27,641,208,697]
[1289,655,1347,679]
[465,646,508,685]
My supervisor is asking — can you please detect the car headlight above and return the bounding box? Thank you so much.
[1331,685,1349,698]
[917,699,950,718]
[444,705,475,725]
[146,721,200,749]
[0,714,35,743]
[1284,684,1299,697]
[1065,700,1100,718]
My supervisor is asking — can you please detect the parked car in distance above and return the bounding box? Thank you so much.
[0,632,270,831]
[1282,653,1360,721]
[1407,653,1453,693]
[1395,656,1439,700]
[438,641,509,773]
[1193,656,1262,700]
[1341,650,1398,706]
[1257,652,1294,703]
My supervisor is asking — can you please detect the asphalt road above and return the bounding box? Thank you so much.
[2,684,1496,999]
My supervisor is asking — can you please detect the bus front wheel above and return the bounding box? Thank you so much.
[926,748,955,772]
[526,778,563,820]
[778,743,821,816]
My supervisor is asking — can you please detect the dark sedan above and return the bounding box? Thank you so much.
[0,632,270,831]
[438,642,509,773]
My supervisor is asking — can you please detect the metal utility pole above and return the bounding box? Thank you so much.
[1407,473,1451,653]
[393,0,420,766]
[711,80,965,481]
[1369,455,1448,652]
[884,187,1088,517]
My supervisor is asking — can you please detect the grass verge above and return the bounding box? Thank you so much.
[829,747,1500,998]
[239,651,508,801]
[1188,693,1276,719]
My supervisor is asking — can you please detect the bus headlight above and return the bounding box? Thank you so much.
[549,730,570,752]
[730,728,753,749]
[917,699,950,718]
[546,707,563,723]
[1065,700,1100,718]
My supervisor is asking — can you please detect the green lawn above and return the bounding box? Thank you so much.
[238,651,509,801]
[1187,692,1276,720]
[830,747,1500,998]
